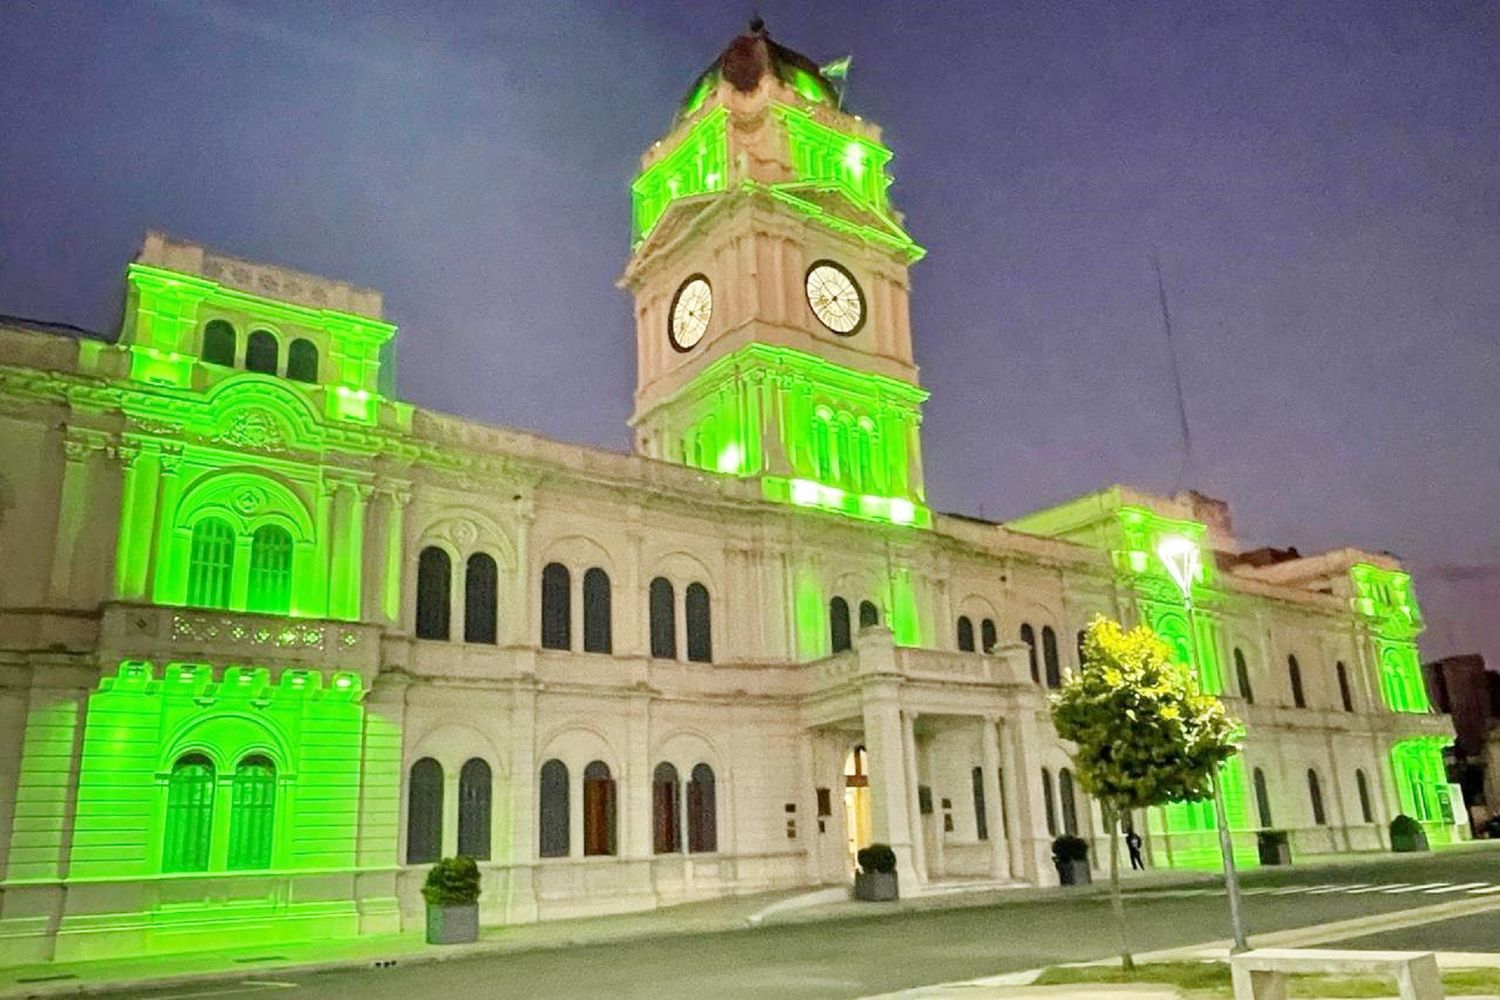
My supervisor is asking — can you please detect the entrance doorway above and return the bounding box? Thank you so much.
[844,745,873,858]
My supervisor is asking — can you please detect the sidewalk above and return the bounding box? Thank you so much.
[0,866,1227,999]
[3,846,1494,998]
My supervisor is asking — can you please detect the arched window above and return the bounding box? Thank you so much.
[186,517,235,609]
[829,597,852,653]
[163,754,215,872]
[688,763,717,853]
[1040,767,1058,837]
[1355,768,1374,823]
[858,600,879,629]
[1020,624,1039,682]
[812,408,835,482]
[1288,655,1306,708]
[406,758,443,864]
[652,762,680,854]
[956,616,975,652]
[458,758,492,860]
[583,760,616,856]
[971,766,989,840]
[685,582,712,663]
[1307,769,1327,826]
[582,567,612,654]
[1059,767,1079,836]
[201,320,236,366]
[415,547,451,641]
[980,619,997,654]
[1336,661,1354,713]
[464,553,498,644]
[1234,648,1253,703]
[245,329,279,374]
[227,755,276,870]
[649,577,676,659]
[1042,626,1062,688]
[247,524,293,614]
[286,338,318,382]
[538,759,569,858]
[540,562,571,650]
[1253,768,1273,828]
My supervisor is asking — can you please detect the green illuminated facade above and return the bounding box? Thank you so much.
[0,21,1458,968]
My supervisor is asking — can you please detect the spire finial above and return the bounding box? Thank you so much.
[748,15,765,35]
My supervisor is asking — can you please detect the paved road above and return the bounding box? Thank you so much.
[110,850,1500,1000]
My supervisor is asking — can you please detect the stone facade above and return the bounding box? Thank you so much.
[0,24,1458,965]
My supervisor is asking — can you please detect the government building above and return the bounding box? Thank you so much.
[0,24,1457,963]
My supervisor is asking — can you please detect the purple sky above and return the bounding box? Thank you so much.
[2,2,1497,660]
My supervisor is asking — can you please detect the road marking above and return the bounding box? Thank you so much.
[1347,883,1407,893]
[1466,885,1500,895]
[1271,884,1335,895]
[1382,882,1450,894]
[1308,884,1369,894]
[1423,882,1489,894]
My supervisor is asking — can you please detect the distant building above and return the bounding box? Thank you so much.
[1424,653,1500,831]
[0,21,1458,965]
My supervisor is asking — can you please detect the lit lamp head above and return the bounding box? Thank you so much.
[1156,534,1201,600]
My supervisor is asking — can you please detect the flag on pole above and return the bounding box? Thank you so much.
[820,55,852,80]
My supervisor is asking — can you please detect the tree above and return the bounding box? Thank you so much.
[1051,615,1240,969]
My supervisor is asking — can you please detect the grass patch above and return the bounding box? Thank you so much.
[1033,961,1500,997]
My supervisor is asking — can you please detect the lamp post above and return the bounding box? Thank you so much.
[1156,534,1249,953]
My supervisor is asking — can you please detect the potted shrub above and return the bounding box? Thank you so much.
[853,843,899,901]
[422,856,481,944]
[1389,814,1429,853]
[1052,834,1092,885]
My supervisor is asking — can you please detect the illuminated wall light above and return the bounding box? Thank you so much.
[715,442,742,474]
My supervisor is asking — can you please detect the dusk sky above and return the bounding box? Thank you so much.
[2,2,1496,659]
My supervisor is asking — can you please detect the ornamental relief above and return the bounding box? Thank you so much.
[212,407,287,452]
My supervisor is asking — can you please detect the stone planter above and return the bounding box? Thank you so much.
[1055,858,1092,886]
[853,870,899,901]
[425,902,479,945]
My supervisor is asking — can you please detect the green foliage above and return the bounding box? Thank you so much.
[421,856,482,906]
[856,843,897,874]
[1051,834,1090,863]
[1052,616,1240,812]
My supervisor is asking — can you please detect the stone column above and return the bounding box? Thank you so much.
[49,433,97,605]
[1004,706,1057,885]
[147,447,184,604]
[980,714,1010,879]
[904,712,932,882]
[859,680,916,881]
[112,442,149,600]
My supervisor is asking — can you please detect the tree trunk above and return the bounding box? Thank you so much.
[1109,807,1134,970]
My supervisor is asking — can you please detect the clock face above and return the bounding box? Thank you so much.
[805,261,865,335]
[669,275,712,351]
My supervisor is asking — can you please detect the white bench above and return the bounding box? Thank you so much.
[1231,948,1444,1000]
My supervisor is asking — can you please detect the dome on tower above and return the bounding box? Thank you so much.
[678,18,842,120]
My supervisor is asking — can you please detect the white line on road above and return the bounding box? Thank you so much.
[1422,881,1489,894]
[1271,884,1335,895]
[1467,885,1500,895]
[1382,882,1450,893]
[1307,884,1369,894]
[1347,883,1407,893]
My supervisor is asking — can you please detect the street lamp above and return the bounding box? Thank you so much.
[1156,534,1250,953]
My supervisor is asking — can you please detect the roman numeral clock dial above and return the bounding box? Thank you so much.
[805,260,866,335]
[669,275,712,351]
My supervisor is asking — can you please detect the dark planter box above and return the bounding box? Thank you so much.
[1257,830,1292,866]
[853,870,899,901]
[426,902,479,944]
[1055,858,1092,886]
[1392,829,1430,853]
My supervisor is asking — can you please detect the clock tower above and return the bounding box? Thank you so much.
[621,21,930,526]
